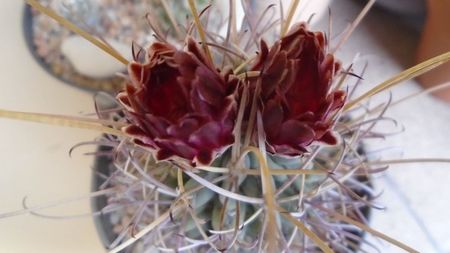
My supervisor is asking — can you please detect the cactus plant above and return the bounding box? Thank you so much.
[1,0,450,252]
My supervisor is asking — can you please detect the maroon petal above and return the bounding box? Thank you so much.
[261,50,288,98]
[329,91,346,111]
[186,37,210,65]
[278,120,315,146]
[124,125,146,136]
[156,138,197,161]
[252,40,270,71]
[134,139,154,149]
[174,51,197,81]
[317,91,346,120]
[143,114,170,137]
[250,22,345,157]
[273,143,308,156]
[117,92,133,111]
[195,150,214,165]
[167,117,201,139]
[318,130,338,145]
[128,62,150,85]
[188,121,223,149]
[149,41,175,53]
[194,67,225,106]
[263,99,284,138]
[118,39,238,165]
[156,149,174,161]
[190,88,214,116]
[125,125,156,147]
[219,96,237,128]
[296,111,315,121]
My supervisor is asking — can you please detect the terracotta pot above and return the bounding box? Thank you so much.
[416,0,450,102]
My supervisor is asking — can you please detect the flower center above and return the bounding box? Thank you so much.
[146,64,190,123]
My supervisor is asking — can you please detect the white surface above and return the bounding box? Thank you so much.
[314,1,450,252]
[0,1,449,253]
[0,2,104,253]
[61,35,129,78]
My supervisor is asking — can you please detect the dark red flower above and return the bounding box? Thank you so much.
[252,23,346,156]
[117,38,238,165]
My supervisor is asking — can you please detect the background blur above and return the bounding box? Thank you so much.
[0,0,449,252]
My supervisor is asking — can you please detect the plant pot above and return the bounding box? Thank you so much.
[22,5,124,92]
[91,146,118,251]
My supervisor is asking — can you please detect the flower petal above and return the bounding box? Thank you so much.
[195,150,214,165]
[125,125,156,147]
[156,138,197,161]
[193,67,226,106]
[318,130,339,145]
[278,120,315,146]
[118,40,237,165]
[263,99,284,138]
[188,121,222,149]
[167,116,202,139]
